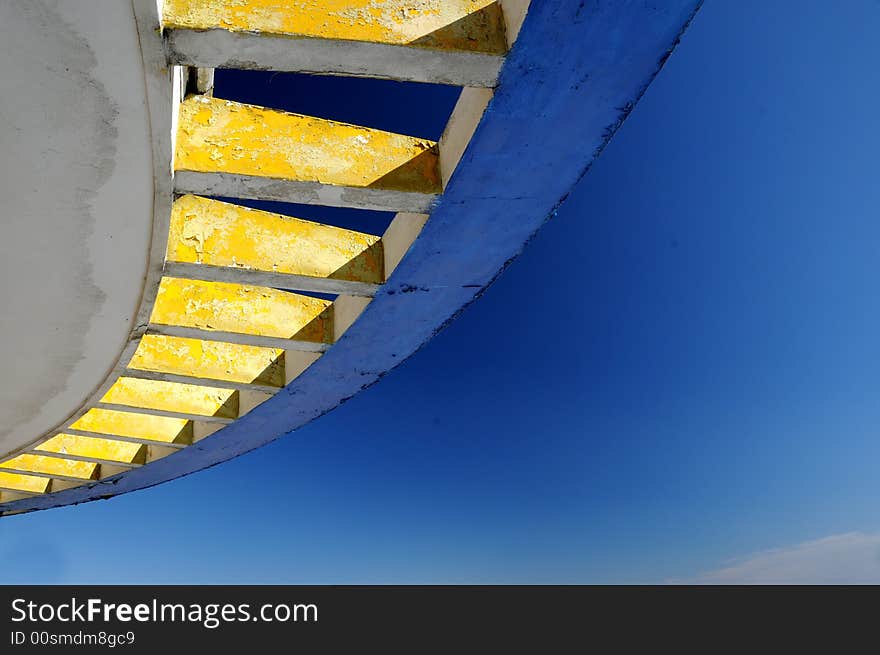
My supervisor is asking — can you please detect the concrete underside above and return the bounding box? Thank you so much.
[0,2,152,458]
[3,0,703,512]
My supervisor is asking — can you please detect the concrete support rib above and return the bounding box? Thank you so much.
[95,403,236,424]
[164,195,384,295]
[24,449,143,469]
[52,430,189,451]
[1,0,702,514]
[145,324,332,353]
[69,408,193,446]
[0,468,96,485]
[128,334,287,388]
[173,97,441,212]
[34,434,148,465]
[149,277,334,346]
[163,0,508,86]
[100,377,239,419]
[164,262,381,298]
[119,368,282,395]
[0,454,98,481]
[0,471,51,494]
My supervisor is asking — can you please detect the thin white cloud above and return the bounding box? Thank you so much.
[683,532,880,584]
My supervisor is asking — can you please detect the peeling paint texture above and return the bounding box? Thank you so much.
[163,0,508,54]
[167,195,383,284]
[129,335,286,387]
[175,96,441,194]
[152,277,333,342]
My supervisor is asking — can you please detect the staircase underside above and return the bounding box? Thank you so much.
[0,0,702,514]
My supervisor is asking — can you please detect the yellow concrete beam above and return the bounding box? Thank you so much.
[101,377,238,419]
[151,276,333,343]
[0,454,97,481]
[166,195,384,294]
[174,97,441,211]
[163,1,513,86]
[70,408,193,445]
[167,195,382,282]
[163,0,508,54]
[0,471,50,494]
[35,434,146,465]
[128,334,286,388]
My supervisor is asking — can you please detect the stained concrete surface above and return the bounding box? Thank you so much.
[0,1,153,456]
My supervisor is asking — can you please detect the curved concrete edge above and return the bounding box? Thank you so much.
[1,1,178,465]
[3,0,703,514]
[0,1,156,456]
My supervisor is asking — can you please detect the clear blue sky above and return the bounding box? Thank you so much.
[4,0,880,584]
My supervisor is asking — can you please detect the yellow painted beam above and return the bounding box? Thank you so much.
[129,334,286,387]
[175,97,441,195]
[151,277,333,343]
[101,377,238,419]
[163,0,508,55]
[35,434,145,465]
[0,472,50,494]
[0,454,97,480]
[70,408,193,445]
[167,196,383,286]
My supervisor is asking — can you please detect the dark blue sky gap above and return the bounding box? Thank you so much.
[3,1,880,583]
[215,69,461,140]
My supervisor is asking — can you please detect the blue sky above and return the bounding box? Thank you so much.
[4,0,880,583]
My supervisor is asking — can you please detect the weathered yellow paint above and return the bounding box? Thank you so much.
[167,196,383,285]
[129,334,285,387]
[70,409,192,445]
[102,377,238,419]
[151,277,333,343]
[0,471,50,494]
[36,434,145,464]
[163,0,508,54]
[175,97,441,194]
[0,454,97,480]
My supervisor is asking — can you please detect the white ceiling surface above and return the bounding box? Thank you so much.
[0,2,153,456]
